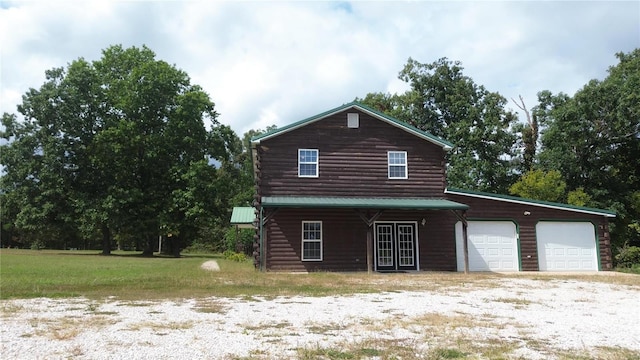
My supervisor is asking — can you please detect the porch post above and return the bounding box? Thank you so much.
[355,209,384,274]
[461,210,469,274]
[450,209,470,274]
[366,225,373,274]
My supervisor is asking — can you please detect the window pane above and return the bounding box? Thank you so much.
[389,165,406,178]
[300,163,316,176]
[299,149,318,177]
[300,150,317,163]
[388,152,404,164]
[303,241,321,260]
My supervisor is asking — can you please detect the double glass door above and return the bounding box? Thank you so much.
[375,222,417,271]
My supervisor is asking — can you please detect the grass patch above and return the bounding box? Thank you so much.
[494,297,533,307]
[298,339,410,360]
[616,265,640,275]
[0,249,503,300]
[431,347,467,358]
[125,320,194,332]
[193,299,227,314]
[306,321,347,334]
[28,315,118,340]
[242,321,291,331]
[1,249,638,301]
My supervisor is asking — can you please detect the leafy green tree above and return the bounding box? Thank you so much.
[358,57,518,193]
[567,187,593,207]
[509,169,566,202]
[537,49,640,249]
[1,45,236,255]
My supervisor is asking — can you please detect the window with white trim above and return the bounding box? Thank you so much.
[388,151,407,179]
[302,221,322,261]
[298,149,318,177]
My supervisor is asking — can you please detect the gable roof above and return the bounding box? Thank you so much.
[445,188,616,218]
[251,101,454,151]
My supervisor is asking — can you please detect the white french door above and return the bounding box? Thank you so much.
[375,222,418,271]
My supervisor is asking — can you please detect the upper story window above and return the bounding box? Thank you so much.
[298,149,318,177]
[388,151,407,179]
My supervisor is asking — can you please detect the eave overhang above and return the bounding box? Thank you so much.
[445,188,616,218]
[261,196,469,210]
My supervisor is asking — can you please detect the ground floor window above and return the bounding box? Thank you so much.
[302,221,322,261]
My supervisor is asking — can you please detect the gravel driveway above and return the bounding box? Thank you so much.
[1,276,639,359]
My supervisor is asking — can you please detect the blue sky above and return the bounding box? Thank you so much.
[1,1,638,135]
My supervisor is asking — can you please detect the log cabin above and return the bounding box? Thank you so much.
[245,102,615,272]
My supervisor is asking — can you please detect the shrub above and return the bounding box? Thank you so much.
[224,227,254,254]
[615,244,640,268]
[223,250,247,262]
[30,239,45,250]
[183,242,215,254]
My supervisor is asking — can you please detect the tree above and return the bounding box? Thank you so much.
[0,45,236,255]
[358,57,519,193]
[536,49,640,249]
[511,95,539,172]
[509,169,566,202]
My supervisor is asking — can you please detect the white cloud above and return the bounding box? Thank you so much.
[1,0,638,136]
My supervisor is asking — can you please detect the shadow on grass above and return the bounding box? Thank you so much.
[50,251,223,260]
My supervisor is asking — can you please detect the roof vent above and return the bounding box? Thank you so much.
[347,113,359,128]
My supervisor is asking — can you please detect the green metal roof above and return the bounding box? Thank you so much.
[445,188,616,217]
[261,196,469,210]
[251,102,454,150]
[230,207,255,226]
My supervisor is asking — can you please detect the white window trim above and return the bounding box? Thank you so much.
[298,149,319,178]
[301,220,323,261]
[387,151,408,179]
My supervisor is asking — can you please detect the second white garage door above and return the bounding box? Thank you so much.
[455,221,519,272]
[536,222,598,271]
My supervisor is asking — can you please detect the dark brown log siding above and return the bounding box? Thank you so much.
[257,110,447,198]
[264,208,458,272]
[265,209,367,271]
[446,193,613,271]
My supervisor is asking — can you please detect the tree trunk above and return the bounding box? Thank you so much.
[162,234,182,257]
[512,95,538,171]
[101,224,111,255]
[141,234,154,256]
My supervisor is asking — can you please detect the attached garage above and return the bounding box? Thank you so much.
[455,221,519,272]
[536,222,599,271]
[447,188,616,272]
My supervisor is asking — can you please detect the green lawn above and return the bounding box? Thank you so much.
[0,249,438,300]
[1,249,638,301]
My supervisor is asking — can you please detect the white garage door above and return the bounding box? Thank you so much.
[455,221,519,272]
[536,222,598,271]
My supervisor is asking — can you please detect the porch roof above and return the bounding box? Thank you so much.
[230,206,255,228]
[261,196,469,210]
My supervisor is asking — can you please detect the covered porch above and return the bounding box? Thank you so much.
[256,196,472,273]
